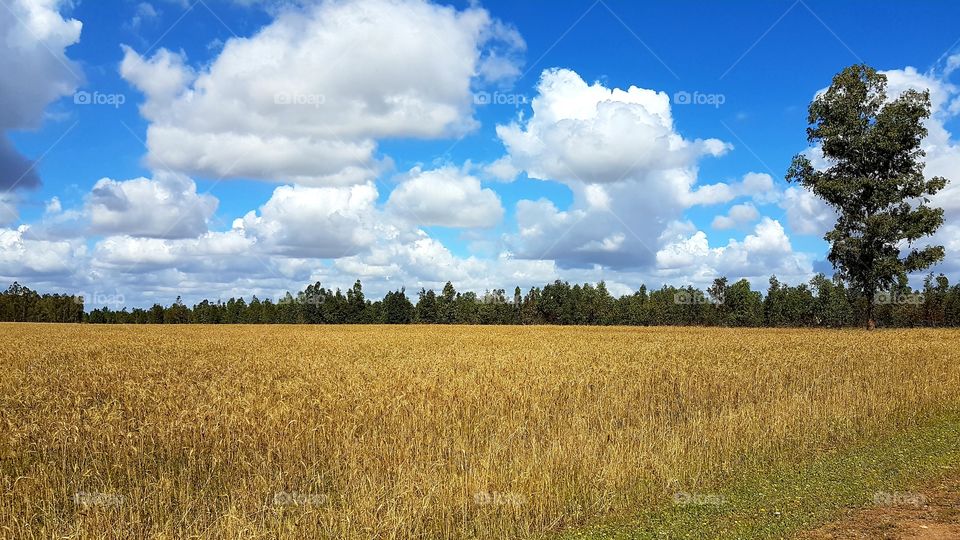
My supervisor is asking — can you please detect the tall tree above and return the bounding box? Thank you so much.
[787,64,948,329]
[382,289,414,324]
[415,288,439,323]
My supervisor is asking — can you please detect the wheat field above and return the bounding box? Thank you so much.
[1,324,959,539]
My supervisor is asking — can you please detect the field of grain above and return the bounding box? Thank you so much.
[1,324,959,539]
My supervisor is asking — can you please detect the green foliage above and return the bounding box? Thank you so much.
[0,282,83,323]
[787,64,948,325]
[382,289,414,324]
[9,273,960,328]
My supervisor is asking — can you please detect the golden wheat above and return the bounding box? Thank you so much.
[1,324,959,539]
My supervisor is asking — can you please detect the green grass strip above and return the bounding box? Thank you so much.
[565,412,960,540]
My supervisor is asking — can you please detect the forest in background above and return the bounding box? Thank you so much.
[2,273,958,328]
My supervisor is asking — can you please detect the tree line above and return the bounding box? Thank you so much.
[3,273,960,327]
[0,282,85,323]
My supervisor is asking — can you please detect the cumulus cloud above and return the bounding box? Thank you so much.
[121,0,524,185]
[497,68,729,186]
[92,229,254,272]
[387,166,504,228]
[482,156,520,182]
[780,185,836,237]
[711,202,760,230]
[0,226,81,278]
[19,7,960,304]
[240,182,384,258]
[0,0,82,191]
[495,69,739,269]
[656,218,812,284]
[683,172,778,206]
[86,172,217,239]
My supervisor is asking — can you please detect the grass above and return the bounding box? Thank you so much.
[566,411,960,539]
[1,324,959,538]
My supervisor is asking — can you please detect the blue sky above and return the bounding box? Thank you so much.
[2,0,960,307]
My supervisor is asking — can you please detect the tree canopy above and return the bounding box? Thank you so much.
[787,64,948,328]
[6,274,960,328]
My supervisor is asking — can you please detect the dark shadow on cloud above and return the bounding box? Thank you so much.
[0,134,41,191]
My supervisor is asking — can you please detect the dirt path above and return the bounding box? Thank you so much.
[799,474,960,539]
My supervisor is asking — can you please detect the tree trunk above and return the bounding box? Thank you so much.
[866,287,876,330]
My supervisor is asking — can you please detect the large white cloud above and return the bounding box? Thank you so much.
[86,172,218,239]
[656,218,812,285]
[240,182,385,257]
[92,229,253,272]
[121,0,524,185]
[495,69,745,269]
[0,226,81,278]
[386,166,504,228]
[497,68,729,186]
[0,0,82,191]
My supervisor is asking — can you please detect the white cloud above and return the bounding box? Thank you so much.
[0,225,81,277]
[44,196,61,215]
[19,14,960,304]
[121,0,524,185]
[119,45,194,110]
[92,229,254,271]
[86,172,217,239]
[387,166,504,228]
[0,0,82,190]
[780,185,835,237]
[683,172,777,206]
[657,218,812,284]
[655,229,709,270]
[711,202,760,230]
[240,182,384,257]
[495,69,737,269]
[482,156,520,182]
[497,68,729,186]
